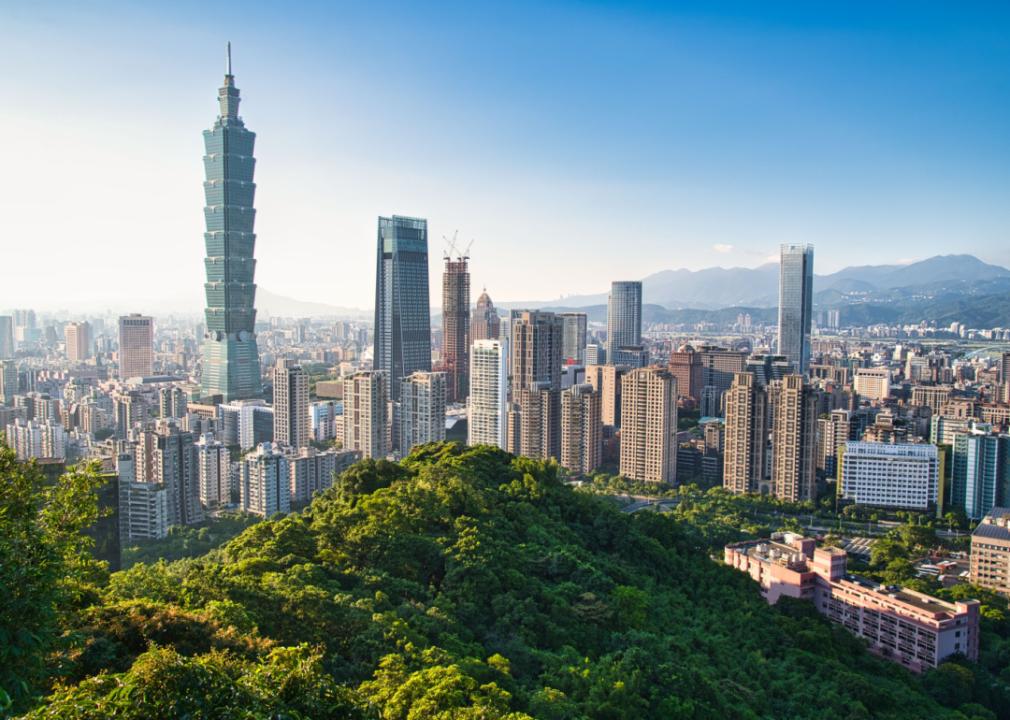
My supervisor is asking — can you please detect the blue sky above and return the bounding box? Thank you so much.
[1,1,1008,312]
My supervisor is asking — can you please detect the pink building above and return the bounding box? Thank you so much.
[725,533,979,672]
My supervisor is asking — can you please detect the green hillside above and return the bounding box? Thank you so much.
[3,443,1001,718]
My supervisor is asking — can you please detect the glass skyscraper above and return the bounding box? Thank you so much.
[777,244,814,373]
[199,46,263,401]
[606,281,643,366]
[374,215,431,401]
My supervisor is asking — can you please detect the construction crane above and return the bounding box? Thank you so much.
[443,231,473,261]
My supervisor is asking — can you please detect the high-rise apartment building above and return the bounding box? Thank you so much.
[508,311,563,460]
[136,421,203,527]
[970,508,1010,596]
[399,371,446,453]
[697,346,748,416]
[777,244,814,373]
[838,442,941,511]
[468,339,508,449]
[723,372,767,494]
[441,255,470,403]
[560,383,601,475]
[374,215,431,402]
[470,290,501,343]
[559,312,588,365]
[585,364,629,428]
[0,316,13,359]
[272,359,309,448]
[239,442,290,517]
[64,321,92,362]
[4,417,66,461]
[619,368,677,484]
[287,446,359,506]
[818,408,851,477]
[117,453,169,541]
[159,385,188,419]
[607,281,643,367]
[199,47,263,402]
[118,314,153,379]
[195,433,232,507]
[343,371,390,459]
[669,345,703,401]
[771,374,818,502]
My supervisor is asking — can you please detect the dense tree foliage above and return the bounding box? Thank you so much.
[5,443,1006,718]
[120,513,260,568]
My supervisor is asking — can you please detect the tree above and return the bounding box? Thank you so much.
[0,445,104,713]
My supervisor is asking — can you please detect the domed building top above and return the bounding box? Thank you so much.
[476,288,494,308]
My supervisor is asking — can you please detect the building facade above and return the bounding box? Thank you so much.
[273,359,309,448]
[441,255,470,403]
[723,372,767,494]
[606,281,643,367]
[970,508,1010,596]
[343,371,390,459]
[118,314,153,379]
[771,374,818,502]
[468,339,508,449]
[838,442,940,511]
[559,312,588,365]
[399,371,447,453]
[65,321,92,362]
[560,383,602,476]
[470,289,501,343]
[239,442,290,517]
[619,368,677,484]
[777,244,814,373]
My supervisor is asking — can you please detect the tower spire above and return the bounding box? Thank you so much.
[227,41,232,76]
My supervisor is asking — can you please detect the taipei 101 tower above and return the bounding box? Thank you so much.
[199,43,263,401]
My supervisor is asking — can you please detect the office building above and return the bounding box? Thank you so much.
[0,316,13,359]
[777,244,814,373]
[970,508,1010,596]
[619,367,677,484]
[195,433,232,507]
[838,442,941,511]
[725,533,979,671]
[399,371,446,453]
[746,354,792,388]
[471,289,501,343]
[118,314,153,379]
[911,385,953,415]
[374,215,431,401]
[606,281,643,366]
[559,312,588,365]
[218,398,273,449]
[771,374,818,502]
[5,417,66,461]
[64,321,92,362]
[273,359,309,448]
[199,47,263,402]
[723,372,767,494]
[239,442,290,517]
[468,339,508,449]
[669,345,703,401]
[697,346,748,416]
[560,383,601,475]
[136,421,203,527]
[441,254,470,403]
[854,367,891,402]
[343,371,389,459]
[951,430,1010,520]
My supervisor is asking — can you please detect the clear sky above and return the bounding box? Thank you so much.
[1,0,1008,314]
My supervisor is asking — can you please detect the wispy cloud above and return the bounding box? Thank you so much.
[712,243,734,254]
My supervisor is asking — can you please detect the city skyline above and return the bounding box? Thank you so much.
[2,1,1009,312]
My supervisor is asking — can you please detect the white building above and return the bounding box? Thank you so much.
[310,400,341,443]
[399,371,446,453]
[273,359,309,448]
[116,453,169,541]
[343,371,389,459]
[239,442,291,517]
[839,441,940,510]
[468,339,508,449]
[854,367,891,402]
[5,417,66,460]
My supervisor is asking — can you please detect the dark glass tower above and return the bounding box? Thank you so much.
[200,44,263,401]
[777,244,814,374]
[374,215,431,401]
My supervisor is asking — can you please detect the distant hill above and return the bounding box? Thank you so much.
[257,288,369,319]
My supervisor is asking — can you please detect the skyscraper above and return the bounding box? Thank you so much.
[510,310,563,393]
[619,368,677,484]
[273,359,309,448]
[64,321,92,362]
[607,281,643,366]
[0,360,17,405]
[559,312,588,365]
[0,316,13,359]
[470,289,501,342]
[374,215,431,402]
[723,372,767,494]
[399,371,446,453]
[118,314,153,379]
[200,45,263,402]
[952,430,1010,521]
[136,421,203,527]
[771,374,818,502]
[441,254,470,403]
[777,244,814,373]
[468,339,508,449]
